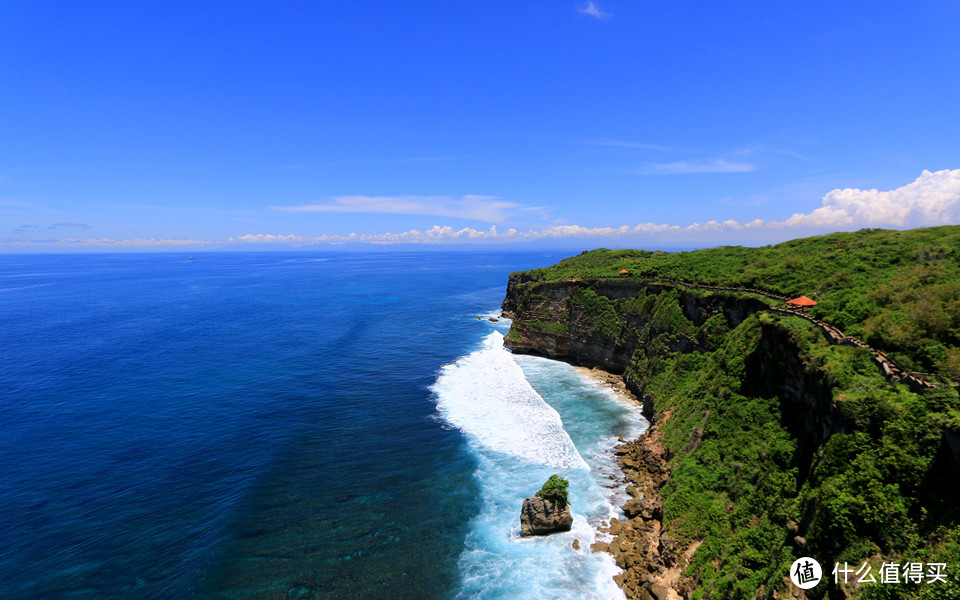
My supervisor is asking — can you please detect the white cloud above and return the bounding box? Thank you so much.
[230,234,310,245]
[273,195,528,224]
[772,169,960,229]
[643,159,756,174]
[252,170,960,243]
[578,1,611,20]
[5,170,958,250]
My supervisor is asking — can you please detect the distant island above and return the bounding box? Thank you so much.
[501,225,960,599]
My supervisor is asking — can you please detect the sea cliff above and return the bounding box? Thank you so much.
[501,226,960,599]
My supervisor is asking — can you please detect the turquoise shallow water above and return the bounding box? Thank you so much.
[0,251,644,599]
[433,331,646,600]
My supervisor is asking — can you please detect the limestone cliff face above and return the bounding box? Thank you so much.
[502,276,787,409]
[502,275,845,442]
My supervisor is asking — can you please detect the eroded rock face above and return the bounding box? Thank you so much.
[520,496,573,536]
[501,278,770,377]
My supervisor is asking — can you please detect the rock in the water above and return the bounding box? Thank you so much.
[287,586,315,600]
[520,496,573,536]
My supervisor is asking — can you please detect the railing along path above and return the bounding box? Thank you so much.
[583,275,936,391]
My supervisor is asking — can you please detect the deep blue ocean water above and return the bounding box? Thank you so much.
[0,251,645,600]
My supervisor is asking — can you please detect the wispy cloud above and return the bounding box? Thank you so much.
[0,200,38,209]
[90,203,251,214]
[578,1,611,20]
[733,145,811,161]
[586,140,672,152]
[7,170,958,250]
[273,156,456,170]
[273,195,536,224]
[641,158,756,174]
[10,222,93,234]
[49,222,93,230]
[0,237,216,248]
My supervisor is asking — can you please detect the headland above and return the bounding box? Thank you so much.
[501,225,960,599]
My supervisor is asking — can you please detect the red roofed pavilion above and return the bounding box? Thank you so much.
[786,296,817,312]
[619,269,629,275]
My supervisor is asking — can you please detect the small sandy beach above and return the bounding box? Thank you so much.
[574,366,641,408]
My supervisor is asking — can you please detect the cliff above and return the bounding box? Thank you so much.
[501,227,960,600]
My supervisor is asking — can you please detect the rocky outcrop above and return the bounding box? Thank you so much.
[593,427,689,600]
[520,496,573,536]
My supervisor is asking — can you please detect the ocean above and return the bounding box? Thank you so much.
[0,251,646,599]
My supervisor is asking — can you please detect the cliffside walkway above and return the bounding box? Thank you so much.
[765,308,934,391]
[621,276,936,392]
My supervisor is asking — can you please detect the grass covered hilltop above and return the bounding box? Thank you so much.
[501,225,960,599]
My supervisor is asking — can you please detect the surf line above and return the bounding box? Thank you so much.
[431,328,646,599]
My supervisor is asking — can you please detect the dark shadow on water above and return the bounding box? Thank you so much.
[198,423,478,600]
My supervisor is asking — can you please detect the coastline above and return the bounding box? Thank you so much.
[574,366,686,600]
[500,306,684,598]
[573,366,641,408]
[442,321,642,598]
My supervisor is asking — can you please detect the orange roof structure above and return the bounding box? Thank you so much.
[787,296,817,307]
[619,269,629,274]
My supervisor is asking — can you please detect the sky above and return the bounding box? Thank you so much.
[2,1,960,252]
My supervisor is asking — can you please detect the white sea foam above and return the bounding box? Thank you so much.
[477,309,507,321]
[432,329,646,599]
[514,354,649,525]
[432,332,587,470]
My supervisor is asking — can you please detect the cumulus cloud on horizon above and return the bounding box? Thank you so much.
[5,169,959,249]
[775,169,960,229]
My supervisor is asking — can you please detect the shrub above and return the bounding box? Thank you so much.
[536,474,570,508]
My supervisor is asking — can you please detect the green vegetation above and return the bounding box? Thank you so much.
[535,474,570,509]
[571,287,625,340]
[527,319,570,335]
[505,226,960,598]
[522,226,960,380]
[634,311,960,598]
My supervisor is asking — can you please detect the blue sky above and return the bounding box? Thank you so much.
[2,1,960,251]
